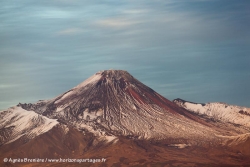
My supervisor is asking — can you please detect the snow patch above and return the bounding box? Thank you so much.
[169,144,191,149]
[77,122,117,143]
[177,101,250,127]
[55,73,102,104]
[74,73,102,89]
[83,109,103,121]
[0,106,58,144]
[55,91,73,104]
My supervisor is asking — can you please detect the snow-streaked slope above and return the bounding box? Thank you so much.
[19,70,219,142]
[173,98,250,127]
[0,106,58,145]
[55,72,102,105]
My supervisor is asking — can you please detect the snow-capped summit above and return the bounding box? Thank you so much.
[18,70,217,141]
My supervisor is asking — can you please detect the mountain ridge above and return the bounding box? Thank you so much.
[173,98,250,128]
[1,70,250,166]
[17,70,218,142]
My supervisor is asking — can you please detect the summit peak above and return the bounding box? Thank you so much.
[97,69,133,80]
[98,69,129,74]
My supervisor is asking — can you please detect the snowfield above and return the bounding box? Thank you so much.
[0,106,58,144]
[174,99,250,127]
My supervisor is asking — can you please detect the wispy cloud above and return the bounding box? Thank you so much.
[0,84,19,89]
[0,0,249,109]
[56,28,84,35]
[35,9,74,19]
[95,18,139,29]
[122,9,148,14]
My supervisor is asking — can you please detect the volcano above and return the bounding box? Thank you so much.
[1,70,250,166]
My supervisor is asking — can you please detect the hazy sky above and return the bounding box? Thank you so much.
[1,0,250,110]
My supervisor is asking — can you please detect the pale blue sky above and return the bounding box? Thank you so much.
[0,0,250,109]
